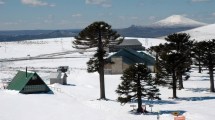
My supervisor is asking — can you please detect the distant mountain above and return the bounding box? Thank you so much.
[0,15,208,41]
[117,15,207,38]
[0,30,53,36]
[0,29,80,42]
[152,15,207,27]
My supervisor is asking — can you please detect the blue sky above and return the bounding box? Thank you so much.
[0,0,214,30]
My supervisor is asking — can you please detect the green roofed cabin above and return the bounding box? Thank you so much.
[104,48,155,74]
[7,71,51,94]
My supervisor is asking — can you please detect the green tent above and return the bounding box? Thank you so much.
[7,71,51,94]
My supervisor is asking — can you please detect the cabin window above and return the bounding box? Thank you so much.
[23,85,47,92]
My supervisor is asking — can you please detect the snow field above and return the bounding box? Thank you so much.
[0,37,215,120]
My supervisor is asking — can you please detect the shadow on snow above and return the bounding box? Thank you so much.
[176,96,215,101]
[128,110,186,116]
[185,88,210,93]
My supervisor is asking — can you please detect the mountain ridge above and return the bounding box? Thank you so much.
[0,15,209,41]
[116,15,208,38]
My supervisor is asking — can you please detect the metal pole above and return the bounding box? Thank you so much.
[157,111,160,120]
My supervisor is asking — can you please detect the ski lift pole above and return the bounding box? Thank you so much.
[157,110,160,120]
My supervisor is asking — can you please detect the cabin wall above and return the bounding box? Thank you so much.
[50,77,67,85]
[104,64,112,74]
[122,63,130,72]
[111,57,123,74]
[50,78,63,84]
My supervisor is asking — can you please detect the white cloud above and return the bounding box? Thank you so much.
[0,0,5,4]
[119,16,125,20]
[21,0,55,7]
[47,14,54,19]
[130,17,138,20]
[181,14,188,17]
[149,16,156,20]
[85,0,112,7]
[101,3,111,8]
[72,13,82,17]
[212,12,215,17]
[4,22,18,25]
[191,0,209,2]
[86,0,106,4]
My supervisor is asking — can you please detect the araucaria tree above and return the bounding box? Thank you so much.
[192,42,204,73]
[197,40,215,92]
[116,64,160,113]
[165,33,193,90]
[151,33,193,98]
[73,21,124,99]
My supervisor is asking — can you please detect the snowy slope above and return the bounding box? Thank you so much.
[0,37,215,120]
[152,15,207,27]
[182,24,215,41]
[159,23,215,41]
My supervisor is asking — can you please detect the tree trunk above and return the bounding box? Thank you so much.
[98,28,106,99]
[99,64,106,99]
[178,73,184,90]
[209,66,215,92]
[136,72,143,113]
[172,70,177,98]
[198,60,202,73]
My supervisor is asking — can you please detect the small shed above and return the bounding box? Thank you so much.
[50,72,67,85]
[7,71,51,94]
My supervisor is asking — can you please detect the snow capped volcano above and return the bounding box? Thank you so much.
[152,15,207,27]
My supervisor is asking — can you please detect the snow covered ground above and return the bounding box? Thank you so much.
[0,37,215,120]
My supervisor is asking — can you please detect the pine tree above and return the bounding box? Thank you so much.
[165,33,193,89]
[150,45,168,86]
[192,42,204,73]
[160,51,183,98]
[73,21,124,99]
[116,63,160,113]
[151,43,188,98]
[151,33,193,98]
[198,40,215,92]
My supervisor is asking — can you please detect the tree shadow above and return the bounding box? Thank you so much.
[189,76,210,81]
[185,88,209,93]
[202,78,210,81]
[128,109,186,116]
[159,110,186,115]
[127,99,178,115]
[190,75,209,77]
[142,99,177,105]
[128,110,143,115]
[129,100,177,107]
[64,84,76,86]
[89,98,116,102]
[176,96,215,101]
